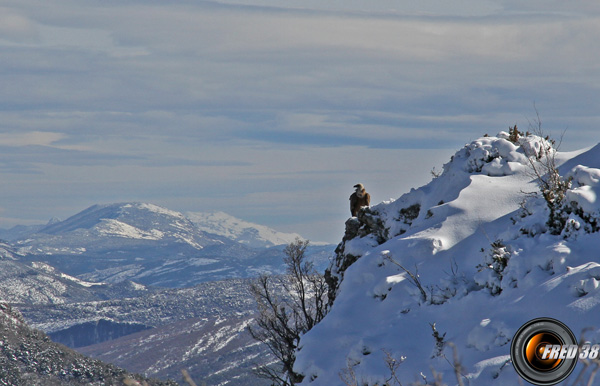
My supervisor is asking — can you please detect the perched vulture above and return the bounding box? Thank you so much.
[350,183,370,217]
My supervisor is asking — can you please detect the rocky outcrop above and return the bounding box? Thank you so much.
[325,207,391,308]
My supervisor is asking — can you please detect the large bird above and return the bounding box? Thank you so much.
[350,183,370,217]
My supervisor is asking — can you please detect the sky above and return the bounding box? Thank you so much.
[1,0,599,244]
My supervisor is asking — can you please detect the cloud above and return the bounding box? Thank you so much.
[0,0,599,241]
[0,8,39,43]
[0,131,64,147]
[3,3,599,135]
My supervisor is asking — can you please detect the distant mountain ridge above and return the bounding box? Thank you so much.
[0,224,47,242]
[3,203,322,249]
[186,210,305,248]
[6,202,332,287]
[20,202,215,251]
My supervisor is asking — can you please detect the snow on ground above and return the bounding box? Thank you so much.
[294,134,600,386]
[31,262,105,287]
[96,218,165,240]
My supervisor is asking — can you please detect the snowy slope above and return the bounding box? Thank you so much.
[0,260,100,305]
[0,241,18,260]
[0,258,150,305]
[294,133,600,385]
[186,211,305,248]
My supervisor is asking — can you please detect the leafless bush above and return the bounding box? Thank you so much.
[521,111,571,235]
[382,349,405,386]
[382,252,427,303]
[248,239,328,386]
[339,358,361,386]
[407,343,466,386]
[339,350,406,386]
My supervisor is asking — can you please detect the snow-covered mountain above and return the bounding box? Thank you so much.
[187,211,305,248]
[12,203,269,287]
[0,259,104,305]
[18,202,215,254]
[294,133,600,385]
[12,203,332,287]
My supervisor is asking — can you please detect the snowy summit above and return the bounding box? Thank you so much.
[294,132,600,385]
[186,211,305,248]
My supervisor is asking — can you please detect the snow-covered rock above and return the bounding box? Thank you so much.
[566,165,600,217]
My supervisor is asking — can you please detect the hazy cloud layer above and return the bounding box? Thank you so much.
[1,0,599,242]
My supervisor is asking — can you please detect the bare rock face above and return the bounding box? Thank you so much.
[325,207,391,308]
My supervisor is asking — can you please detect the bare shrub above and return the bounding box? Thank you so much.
[248,239,328,386]
[522,111,571,234]
[383,252,427,303]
